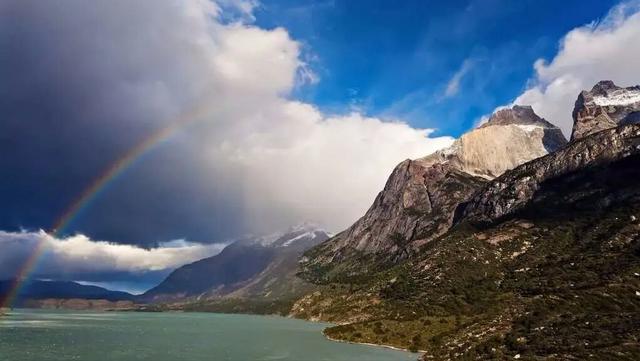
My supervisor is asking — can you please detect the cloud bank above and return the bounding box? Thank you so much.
[513,1,640,135]
[0,230,227,292]
[0,0,453,244]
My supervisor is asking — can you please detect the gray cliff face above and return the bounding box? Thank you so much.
[460,124,640,226]
[571,81,640,141]
[328,161,485,254]
[301,106,566,278]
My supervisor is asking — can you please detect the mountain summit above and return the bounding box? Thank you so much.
[571,80,640,141]
[425,105,566,179]
[301,106,566,280]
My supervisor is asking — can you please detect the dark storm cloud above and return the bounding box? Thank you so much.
[0,0,247,244]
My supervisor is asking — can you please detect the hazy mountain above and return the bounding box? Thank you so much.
[141,224,330,307]
[300,105,566,281]
[0,279,134,307]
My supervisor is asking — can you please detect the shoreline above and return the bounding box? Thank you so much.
[322,329,425,355]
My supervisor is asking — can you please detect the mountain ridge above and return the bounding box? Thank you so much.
[290,81,640,359]
[300,105,567,282]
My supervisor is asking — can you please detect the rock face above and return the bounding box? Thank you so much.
[301,106,566,280]
[571,80,640,141]
[435,105,566,178]
[460,124,640,225]
[141,224,330,302]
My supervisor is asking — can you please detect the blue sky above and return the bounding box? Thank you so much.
[255,0,619,137]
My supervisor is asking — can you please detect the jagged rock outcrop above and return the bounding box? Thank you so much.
[462,125,640,227]
[301,106,566,280]
[571,80,640,141]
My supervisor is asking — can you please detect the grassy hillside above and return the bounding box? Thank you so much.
[295,156,640,359]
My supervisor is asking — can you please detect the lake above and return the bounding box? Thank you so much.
[0,310,416,361]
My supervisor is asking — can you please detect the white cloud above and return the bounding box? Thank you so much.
[512,1,640,136]
[213,105,453,231]
[444,59,475,98]
[113,0,454,233]
[0,230,227,281]
[195,3,454,232]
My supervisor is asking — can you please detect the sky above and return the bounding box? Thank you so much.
[1,0,639,292]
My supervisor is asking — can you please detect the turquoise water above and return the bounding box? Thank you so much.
[0,310,416,361]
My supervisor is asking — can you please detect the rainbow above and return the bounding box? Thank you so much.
[1,103,211,309]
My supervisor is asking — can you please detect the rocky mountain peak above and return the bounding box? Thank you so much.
[422,105,566,179]
[237,222,329,247]
[591,80,619,94]
[460,124,640,226]
[286,221,326,235]
[481,105,556,129]
[301,106,566,276]
[571,80,640,141]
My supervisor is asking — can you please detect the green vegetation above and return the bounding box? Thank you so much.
[298,159,640,360]
[324,316,460,352]
[150,297,300,316]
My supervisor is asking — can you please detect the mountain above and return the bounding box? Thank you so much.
[461,124,640,225]
[571,80,640,141]
[0,279,134,307]
[301,105,566,282]
[141,224,330,311]
[142,241,276,301]
[291,82,640,359]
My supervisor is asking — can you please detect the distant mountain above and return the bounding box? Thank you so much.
[300,105,567,282]
[572,80,640,140]
[141,242,276,301]
[291,82,640,359]
[141,224,330,309]
[0,279,134,307]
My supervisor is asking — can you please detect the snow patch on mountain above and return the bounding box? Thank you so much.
[280,231,316,247]
[593,90,640,106]
[515,124,545,132]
